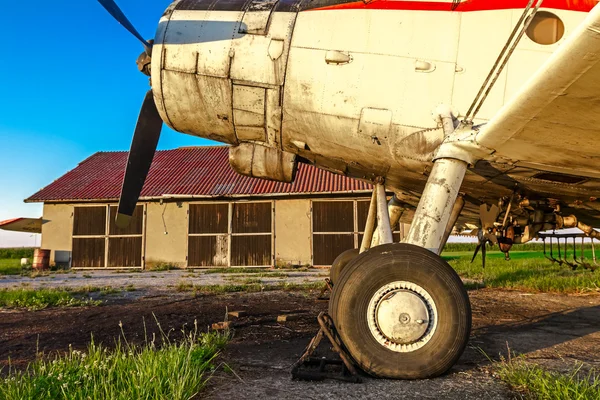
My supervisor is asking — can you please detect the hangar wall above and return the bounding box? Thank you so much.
[145,201,188,268]
[39,196,408,269]
[275,199,312,267]
[41,203,73,265]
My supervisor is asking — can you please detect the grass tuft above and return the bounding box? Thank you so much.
[0,321,229,400]
[446,250,600,294]
[0,289,101,310]
[181,281,324,294]
[0,259,22,276]
[497,358,600,399]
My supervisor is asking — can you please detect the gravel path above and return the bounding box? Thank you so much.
[0,269,327,296]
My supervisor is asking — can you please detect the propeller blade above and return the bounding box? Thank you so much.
[471,243,482,263]
[481,240,487,269]
[97,0,151,52]
[116,90,162,227]
[479,204,500,229]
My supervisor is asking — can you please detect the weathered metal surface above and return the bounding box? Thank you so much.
[359,192,377,253]
[72,238,105,268]
[375,183,393,245]
[0,218,42,234]
[438,195,465,253]
[108,237,143,268]
[405,158,468,253]
[25,147,372,203]
[73,207,106,236]
[229,143,297,183]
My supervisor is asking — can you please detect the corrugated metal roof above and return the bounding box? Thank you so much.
[26,146,372,202]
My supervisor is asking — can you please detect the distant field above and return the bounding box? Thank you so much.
[0,259,21,275]
[444,249,600,294]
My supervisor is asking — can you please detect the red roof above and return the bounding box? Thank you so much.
[26,146,372,202]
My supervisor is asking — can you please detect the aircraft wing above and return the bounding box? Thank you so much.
[476,5,600,180]
[0,218,42,234]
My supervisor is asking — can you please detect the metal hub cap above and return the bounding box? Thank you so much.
[367,281,437,353]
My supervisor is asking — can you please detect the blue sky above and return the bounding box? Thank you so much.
[0,1,215,247]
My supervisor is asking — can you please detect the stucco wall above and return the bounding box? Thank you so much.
[274,199,312,267]
[145,201,188,268]
[41,203,74,264]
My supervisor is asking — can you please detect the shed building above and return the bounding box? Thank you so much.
[26,147,408,269]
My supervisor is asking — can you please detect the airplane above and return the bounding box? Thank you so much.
[97,0,600,380]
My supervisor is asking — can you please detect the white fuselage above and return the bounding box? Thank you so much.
[151,0,591,207]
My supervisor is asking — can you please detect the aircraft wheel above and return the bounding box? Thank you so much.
[330,248,359,285]
[329,243,471,379]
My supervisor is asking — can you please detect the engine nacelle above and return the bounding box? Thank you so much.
[151,0,296,152]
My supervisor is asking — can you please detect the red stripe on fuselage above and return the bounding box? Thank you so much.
[310,0,597,12]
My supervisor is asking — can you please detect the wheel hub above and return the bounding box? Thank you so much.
[367,281,437,352]
[376,290,429,344]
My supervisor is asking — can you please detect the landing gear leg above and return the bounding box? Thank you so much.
[330,155,472,379]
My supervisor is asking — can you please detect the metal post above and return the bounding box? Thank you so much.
[405,158,468,254]
[360,190,378,253]
[372,195,405,247]
[437,195,465,254]
[376,183,394,245]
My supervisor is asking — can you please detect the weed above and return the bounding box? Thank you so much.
[145,261,179,271]
[203,267,271,274]
[497,356,600,399]
[0,289,101,310]
[240,278,262,285]
[0,259,22,275]
[191,281,323,295]
[176,281,194,292]
[447,250,600,293]
[0,320,229,400]
[82,274,92,279]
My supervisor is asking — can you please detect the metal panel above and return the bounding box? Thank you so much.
[232,202,272,233]
[109,205,143,235]
[188,235,229,267]
[313,234,354,266]
[72,238,105,268]
[312,201,354,233]
[73,206,106,236]
[231,235,271,266]
[26,148,372,203]
[108,237,143,268]
[189,203,229,234]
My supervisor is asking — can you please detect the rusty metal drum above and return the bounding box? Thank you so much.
[32,249,51,270]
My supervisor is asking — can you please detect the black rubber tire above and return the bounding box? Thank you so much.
[329,248,359,285]
[329,243,471,379]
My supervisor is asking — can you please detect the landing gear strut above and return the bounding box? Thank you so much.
[328,117,473,379]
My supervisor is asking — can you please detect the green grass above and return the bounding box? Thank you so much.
[0,289,101,310]
[445,250,600,293]
[497,359,600,399]
[443,242,597,253]
[184,281,324,294]
[0,247,35,259]
[0,322,229,400]
[0,259,22,275]
[203,267,273,274]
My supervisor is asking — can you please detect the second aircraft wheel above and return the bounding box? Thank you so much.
[330,248,359,285]
[329,243,471,379]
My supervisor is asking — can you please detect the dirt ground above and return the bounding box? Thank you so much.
[2,287,600,399]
